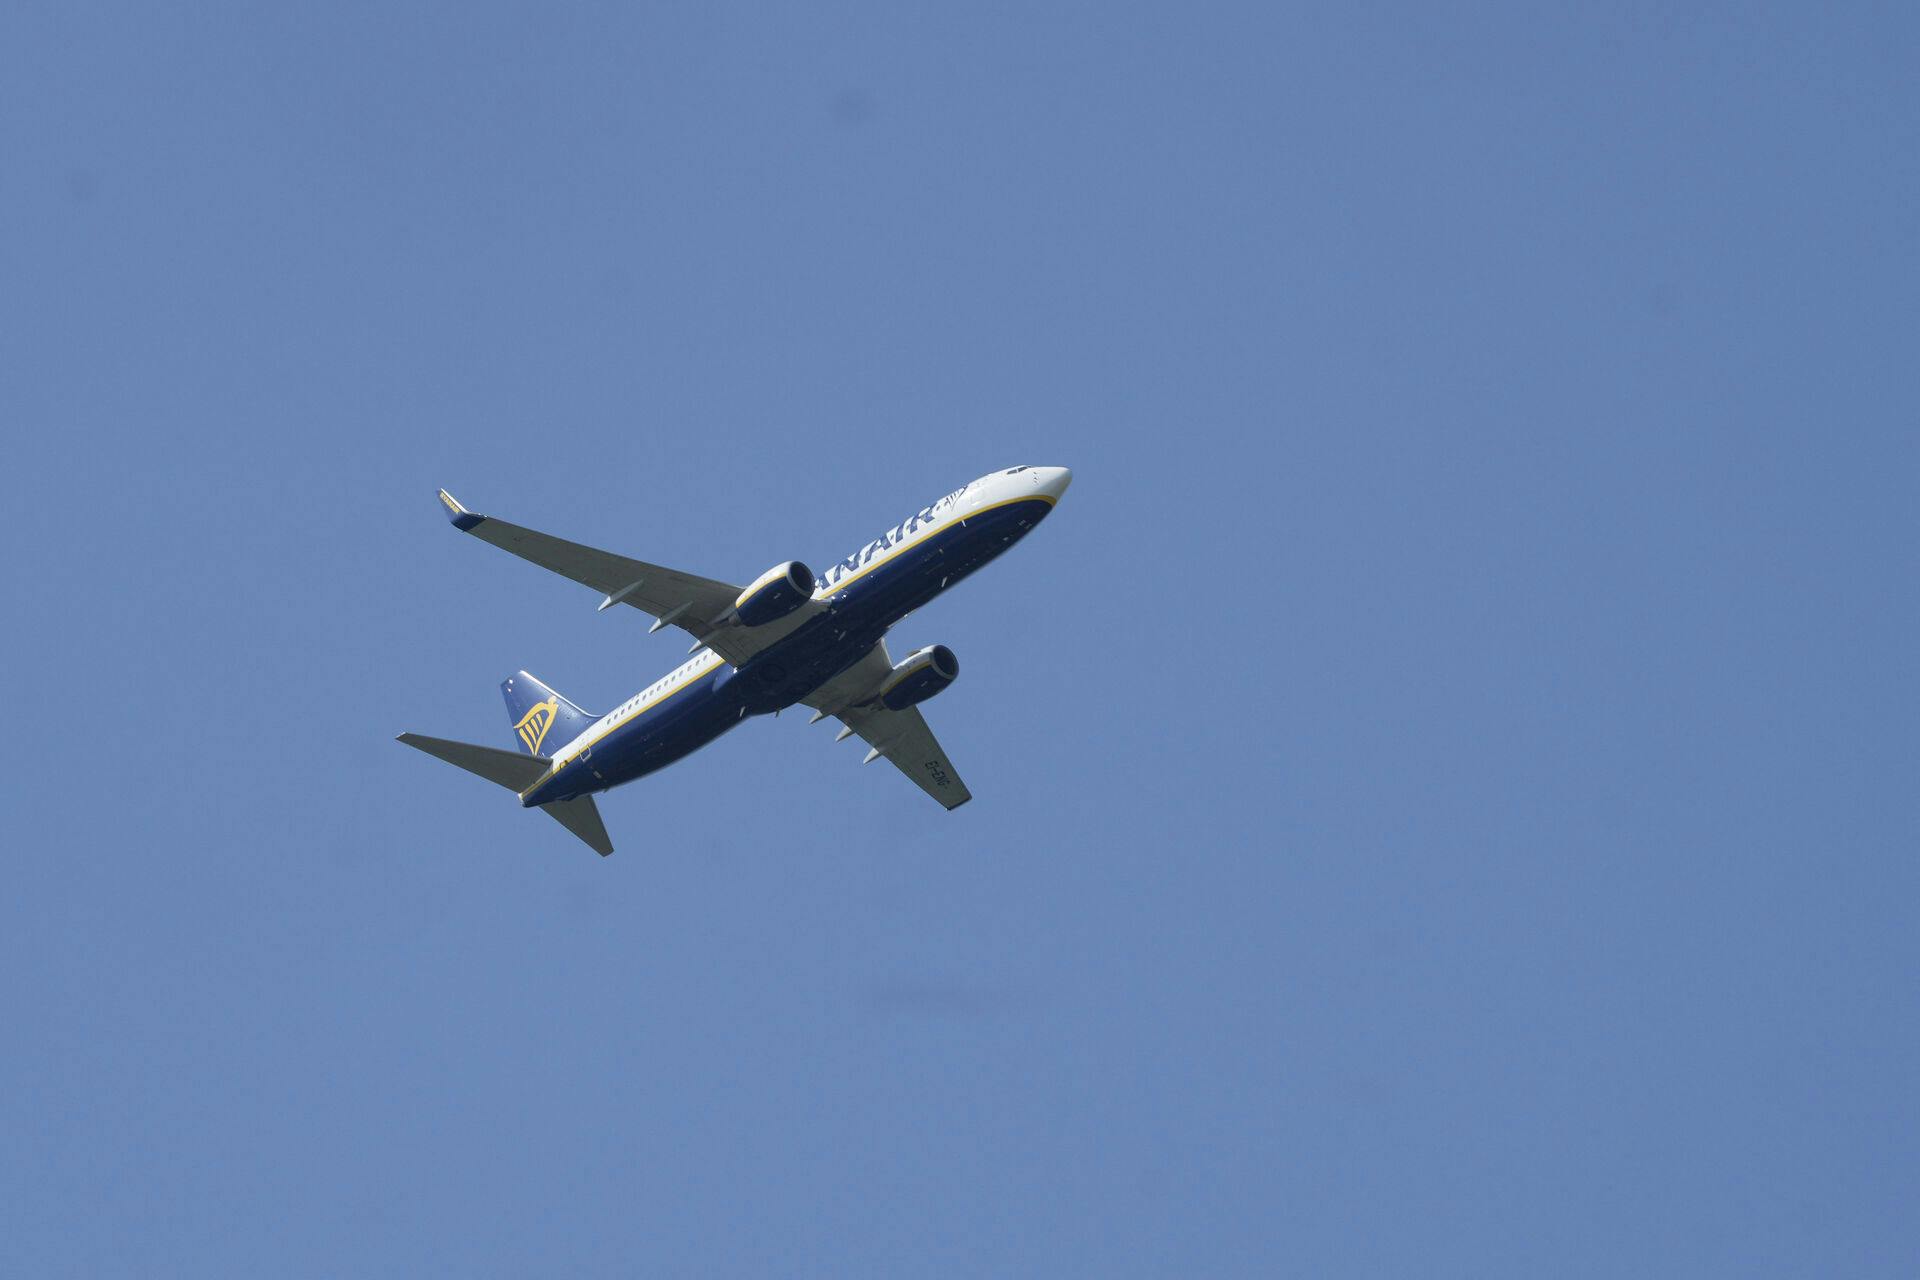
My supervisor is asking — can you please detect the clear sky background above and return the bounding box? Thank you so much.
[3,3,1915,1275]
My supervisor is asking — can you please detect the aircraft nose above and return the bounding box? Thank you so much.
[1033,466,1073,500]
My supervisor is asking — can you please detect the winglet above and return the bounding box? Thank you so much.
[437,488,485,531]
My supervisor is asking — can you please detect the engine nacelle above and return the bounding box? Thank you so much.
[879,645,959,711]
[734,561,815,627]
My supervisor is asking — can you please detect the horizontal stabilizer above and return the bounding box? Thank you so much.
[542,795,614,856]
[396,733,548,791]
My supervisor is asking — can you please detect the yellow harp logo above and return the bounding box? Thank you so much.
[515,698,559,754]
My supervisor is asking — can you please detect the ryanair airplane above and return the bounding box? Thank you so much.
[398,465,1073,855]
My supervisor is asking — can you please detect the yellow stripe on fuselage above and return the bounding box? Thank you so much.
[527,652,728,793]
[815,493,1056,600]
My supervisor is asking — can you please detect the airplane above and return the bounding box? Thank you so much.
[397,465,1073,855]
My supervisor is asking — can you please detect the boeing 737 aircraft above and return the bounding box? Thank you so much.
[398,466,1072,855]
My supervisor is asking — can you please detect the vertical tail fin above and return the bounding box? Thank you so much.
[501,672,596,756]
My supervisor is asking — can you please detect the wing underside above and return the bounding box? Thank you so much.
[804,643,972,810]
[435,490,819,665]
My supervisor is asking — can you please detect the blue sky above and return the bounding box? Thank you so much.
[4,3,1916,1274]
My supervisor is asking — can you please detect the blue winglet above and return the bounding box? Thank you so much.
[437,488,485,531]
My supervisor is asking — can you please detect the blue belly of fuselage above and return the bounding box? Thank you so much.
[520,495,1053,806]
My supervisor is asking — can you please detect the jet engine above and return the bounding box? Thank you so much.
[878,645,959,711]
[734,561,815,626]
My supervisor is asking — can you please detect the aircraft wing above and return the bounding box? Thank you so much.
[435,489,819,666]
[804,644,973,810]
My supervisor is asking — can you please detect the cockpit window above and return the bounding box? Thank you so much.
[1005,466,1029,474]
